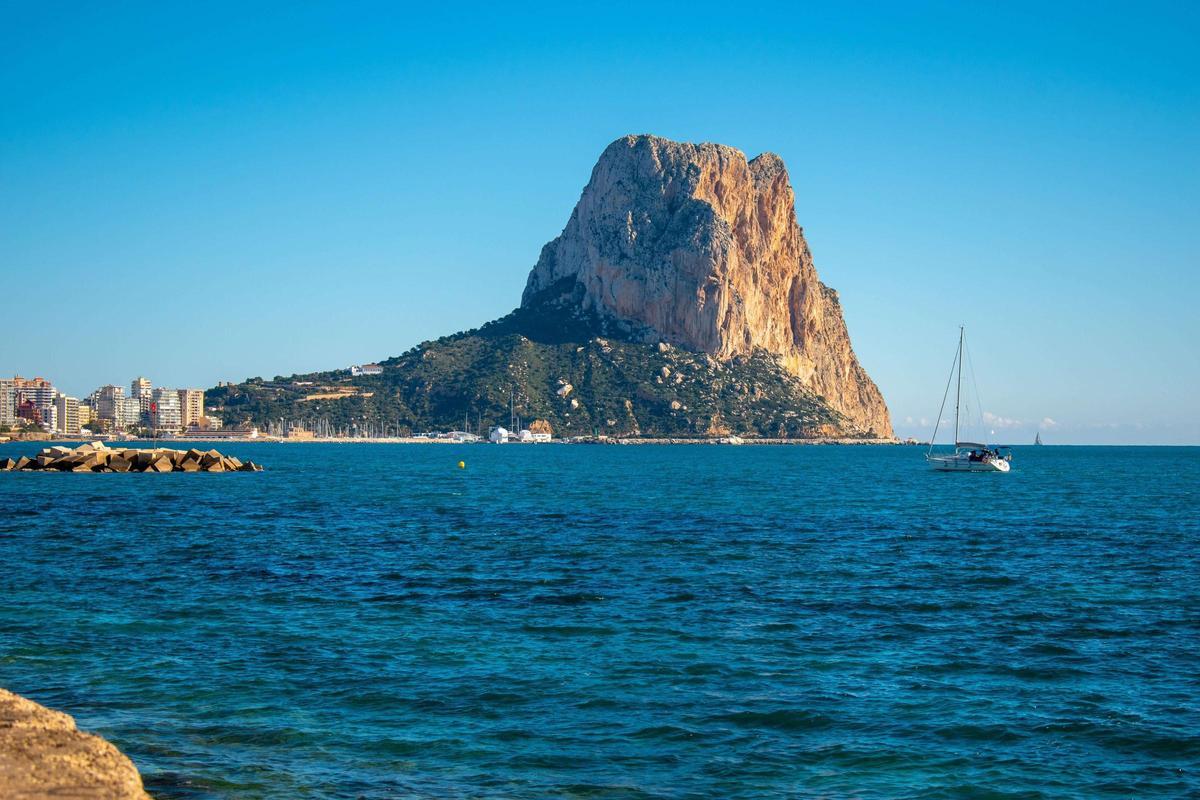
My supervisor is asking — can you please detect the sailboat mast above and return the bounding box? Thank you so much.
[953,326,963,447]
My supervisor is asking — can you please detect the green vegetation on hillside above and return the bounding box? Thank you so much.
[206,304,858,438]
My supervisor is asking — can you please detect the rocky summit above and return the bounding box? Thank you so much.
[208,135,891,440]
[523,134,892,437]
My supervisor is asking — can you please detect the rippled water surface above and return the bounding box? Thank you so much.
[1,443,1197,798]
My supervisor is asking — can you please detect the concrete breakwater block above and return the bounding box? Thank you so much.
[0,441,263,473]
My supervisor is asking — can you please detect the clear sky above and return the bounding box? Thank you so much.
[3,2,1197,444]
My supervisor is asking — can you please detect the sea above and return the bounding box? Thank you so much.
[1,442,1197,799]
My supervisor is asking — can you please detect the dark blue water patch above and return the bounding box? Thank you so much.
[706,708,837,732]
[1,443,1198,799]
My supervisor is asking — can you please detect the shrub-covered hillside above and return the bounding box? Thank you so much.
[205,305,867,439]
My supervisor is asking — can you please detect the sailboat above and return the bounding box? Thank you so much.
[926,327,1012,473]
[1034,432,1043,446]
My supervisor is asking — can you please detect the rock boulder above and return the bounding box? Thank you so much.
[0,688,151,799]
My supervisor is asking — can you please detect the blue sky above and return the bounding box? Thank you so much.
[2,2,1197,443]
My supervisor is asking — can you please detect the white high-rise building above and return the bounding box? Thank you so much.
[119,397,142,429]
[131,377,153,421]
[13,377,57,421]
[41,403,57,434]
[94,384,125,424]
[0,379,15,427]
[149,387,182,434]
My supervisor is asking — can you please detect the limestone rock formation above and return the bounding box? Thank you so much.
[522,134,892,436]
[0,688,152,799]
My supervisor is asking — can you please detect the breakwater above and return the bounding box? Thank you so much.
[0,441,263,472]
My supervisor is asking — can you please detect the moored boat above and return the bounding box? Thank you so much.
[927,443,1011,472]
[925,327,1012,473]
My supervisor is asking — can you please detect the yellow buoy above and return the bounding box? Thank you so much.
[458,461,465,469]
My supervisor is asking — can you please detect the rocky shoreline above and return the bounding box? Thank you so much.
[0,688,151,799]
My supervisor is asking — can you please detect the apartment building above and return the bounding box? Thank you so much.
[177,389,205,428]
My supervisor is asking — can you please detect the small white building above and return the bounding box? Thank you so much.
[488,426,510,443]
[349,364,384,377]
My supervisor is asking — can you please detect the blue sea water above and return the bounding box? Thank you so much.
[1,443,1197,799]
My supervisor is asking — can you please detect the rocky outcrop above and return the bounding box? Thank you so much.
[0,688,152,799]
[522,134,892,437]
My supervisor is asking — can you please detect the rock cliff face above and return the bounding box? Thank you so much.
[522,134,892,437]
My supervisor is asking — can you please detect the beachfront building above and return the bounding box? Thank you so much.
[78,403,94,431]
[0,379,15,427]
[93,384,138,429]
[131,377,153,422]
[13,377,58,423]
[488,426,510,443]
[177,389,204,428]
[119,397,141,429]
[17,399,43,426]
[178,425,258,439]
[149,388,182,434]
[54,395,81,437]
[93,384,122,422]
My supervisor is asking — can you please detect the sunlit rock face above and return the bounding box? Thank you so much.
[522,134,893,437]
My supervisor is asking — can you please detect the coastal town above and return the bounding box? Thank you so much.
[0,372,904,446]
[0,370,555,444]
[1,374,223,440]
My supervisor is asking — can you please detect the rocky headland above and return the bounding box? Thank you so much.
[0,688,151,799]
[523,135,892,437]
[207,134,892,440]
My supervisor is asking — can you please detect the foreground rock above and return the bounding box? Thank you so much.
[0,688,152,799]
[0,442,263,473]
[522,134,893,437]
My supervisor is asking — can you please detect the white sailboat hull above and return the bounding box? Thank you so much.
[927,454,1010,472]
